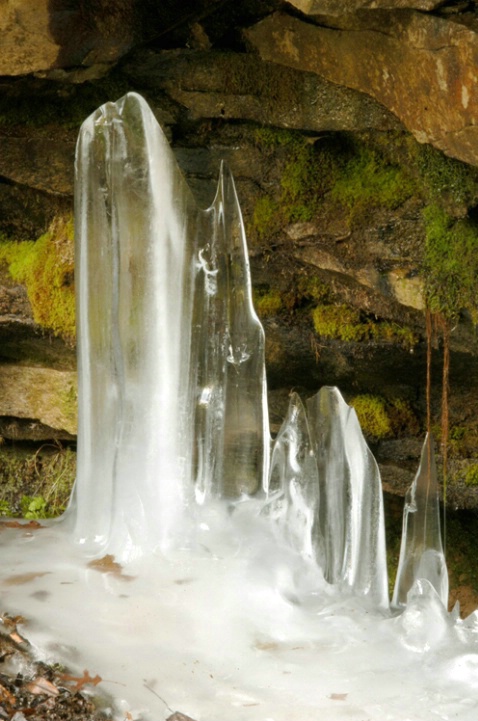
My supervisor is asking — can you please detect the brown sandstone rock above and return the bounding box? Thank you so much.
[0,132,75,196]
[246,10,478,166]
[124,49,399,133]
[286,0,442,14]
[0,0,224,78]
[0,365,77,435]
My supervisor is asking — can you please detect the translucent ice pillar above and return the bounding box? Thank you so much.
[192,164,270,501]
[73,93,269,560]
[307,387,389,607]
[392,434,448,608]
[266,392,320,561]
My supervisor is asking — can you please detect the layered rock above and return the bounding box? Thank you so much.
[246,10,478,166]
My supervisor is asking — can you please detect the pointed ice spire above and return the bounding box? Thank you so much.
[392,434,448,609]
[193,162,270,501]
[266,392,321,562]
[306,387,389,607]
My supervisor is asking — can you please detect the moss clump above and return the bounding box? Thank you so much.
[351,395,392,440]
[0,216,75,340]
[422,204,478,322]
[253,288,283,318]
[312,304,367,342]
[311,304,417,348]
[253,196,280,240]
[331,145,415,221]
[296,275,331,305]
[416,143,478,209]
[252,129,338,237]
[252,130,416,242]
[350,395,419,440]
[465,464,478,487]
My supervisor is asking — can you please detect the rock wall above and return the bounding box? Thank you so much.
[1,0,478,515]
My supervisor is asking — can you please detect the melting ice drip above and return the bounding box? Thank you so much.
[74,92,446,611]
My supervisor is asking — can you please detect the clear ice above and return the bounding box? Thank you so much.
[1,93,478,721]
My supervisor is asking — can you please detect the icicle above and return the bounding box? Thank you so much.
[392,434,448,609]
[307,387,389,608]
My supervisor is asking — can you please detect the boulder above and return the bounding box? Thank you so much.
[0,365,77,435]
[246,11,478,166]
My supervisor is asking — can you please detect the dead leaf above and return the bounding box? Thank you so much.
[1,614,26,629]
[3,572,49,586]
[25,677,59,697]
[87,555,134,581]
[330,693,348,701]
[2,520,43,530]
[0,681,16,706]
[9,630,28,646]
[59,669,102,692]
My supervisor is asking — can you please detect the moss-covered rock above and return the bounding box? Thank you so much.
[0,215,75,341]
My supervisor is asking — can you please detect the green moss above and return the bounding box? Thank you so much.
[312,304,368,342]
[253,288,283,318]
[0,216,75,340]
[311,304,417,348]
[350,395,392,440]
[0,499,12,517]
[0,446,76,517]
[387,399,420,437]
[252,131,416,242]
[331,146,415,220]
[59,382,78,432]
[296,275,331,304]
[465,464,478,487]
[253,127,301,150]
[376,322,418,349]
[416,144,478,208]
[253,196,280,240]
[350,395,419,440]
[21,495,49,519]
[423,204,478,322]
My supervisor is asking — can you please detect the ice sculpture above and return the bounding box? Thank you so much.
[392,434,449,608]
[74,93,269,560]
[71,91,448,612]
[307,387,389,606]
[267,388,388,608]
[266,392,320,561]
[72,92,393,603]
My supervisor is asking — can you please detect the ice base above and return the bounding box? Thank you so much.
[1,506,477,721]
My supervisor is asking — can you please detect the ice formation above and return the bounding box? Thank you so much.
[1,93,477,721]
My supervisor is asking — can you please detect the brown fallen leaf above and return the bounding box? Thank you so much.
[25,677,60,697]
[9,629,28,646]
[59,669,102,692]
[87,555,134,581]
[3,572,50,587]
[330,692,348,701]
[2,520,43,530]
[0,681,16,706]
